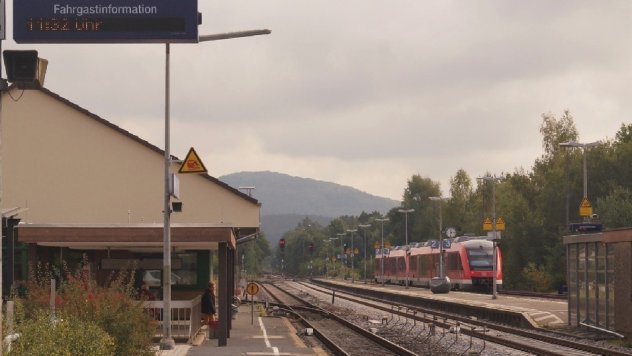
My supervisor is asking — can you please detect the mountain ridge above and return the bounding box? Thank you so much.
[219,171,400,241]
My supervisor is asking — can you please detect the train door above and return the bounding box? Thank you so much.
[447,252,463,283]
[409,255,417,281]
[397,257,406,284]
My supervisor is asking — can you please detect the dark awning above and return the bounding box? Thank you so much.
[18,223,237,251]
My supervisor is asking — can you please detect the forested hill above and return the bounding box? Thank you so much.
[219,171,400,241]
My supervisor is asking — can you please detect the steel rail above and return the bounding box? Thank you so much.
[262,281,416,356]
[260,283,351,356]
[305,280,629,356]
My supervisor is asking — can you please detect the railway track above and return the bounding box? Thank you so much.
[260,281,418,355]
[297,279,630,356]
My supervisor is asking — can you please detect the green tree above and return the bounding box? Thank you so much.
[612,123,632,190]
[241,232,271,278]
[280,218,327,276]
[445,169,479,235]
[396,174,441,244]
[522,263,553,292]
[494,171,548,289]
[615,122,632,144]
[598,186,632,228]
[539,110,578,158]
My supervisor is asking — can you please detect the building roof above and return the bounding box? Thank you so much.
[32,87,259,207]
[563,227,632,244]
[4,87,260,248]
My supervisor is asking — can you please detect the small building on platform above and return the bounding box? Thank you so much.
[1,86,261,345]
[564,228,632,338]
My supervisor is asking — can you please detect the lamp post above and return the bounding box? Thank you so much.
[336,233,346,278]
[429,197,445,278]
[375,217,389,286]
[324,240,330,278]
[478,175,502,300]
[161,29,270,349]
[346,229,358,283]
[559,140,601,221]
[358,224,371,283]
[329,237,339,278]
[397,208,414,288]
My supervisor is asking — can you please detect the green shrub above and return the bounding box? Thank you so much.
[14,261,156,356]
[9,311,114,356]
[522,262,553,292]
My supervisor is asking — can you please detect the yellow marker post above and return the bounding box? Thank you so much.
[246,282,259,325]
[246,282,259,295]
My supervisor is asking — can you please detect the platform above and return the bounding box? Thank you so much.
[155,303,323,356]
[314,278,567,329]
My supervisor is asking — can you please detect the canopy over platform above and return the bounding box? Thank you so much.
[18,223,239,251]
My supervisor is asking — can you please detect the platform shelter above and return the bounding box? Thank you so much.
[564,228,632,338]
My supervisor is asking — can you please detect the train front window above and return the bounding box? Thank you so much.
[467,247,493,270]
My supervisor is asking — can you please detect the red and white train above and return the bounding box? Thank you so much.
[375,236,502,291]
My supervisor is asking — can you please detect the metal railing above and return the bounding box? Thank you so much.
[144,295,203,342]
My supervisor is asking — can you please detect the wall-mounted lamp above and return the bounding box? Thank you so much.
[3,50,48,89]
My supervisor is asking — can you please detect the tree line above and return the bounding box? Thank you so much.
[270,112,631,291]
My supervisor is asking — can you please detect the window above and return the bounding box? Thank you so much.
[141,252,198,287]
[467,247,493,270]
[173,252,197,286]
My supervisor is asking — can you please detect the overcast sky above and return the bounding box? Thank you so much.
[5,1,632,201]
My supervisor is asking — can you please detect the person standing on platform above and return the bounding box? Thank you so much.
[201,282,216,324]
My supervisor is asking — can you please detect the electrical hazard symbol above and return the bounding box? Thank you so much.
[178,147,207,174]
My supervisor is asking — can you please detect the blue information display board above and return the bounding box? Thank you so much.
[428,239,451,249]
[14,0,198,43]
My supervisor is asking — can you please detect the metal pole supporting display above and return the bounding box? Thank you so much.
[161,42,174,350]
[438,202,444,278]
[0,33,4,356]
[161,29,270,350]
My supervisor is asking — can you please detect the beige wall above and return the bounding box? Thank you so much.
[1,88,259,228]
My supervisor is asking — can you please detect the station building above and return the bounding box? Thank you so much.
[1,86,260,343]
[564,228,632,338]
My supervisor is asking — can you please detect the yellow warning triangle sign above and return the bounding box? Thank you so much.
[178,147,208,174]
[579,197,593,217]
